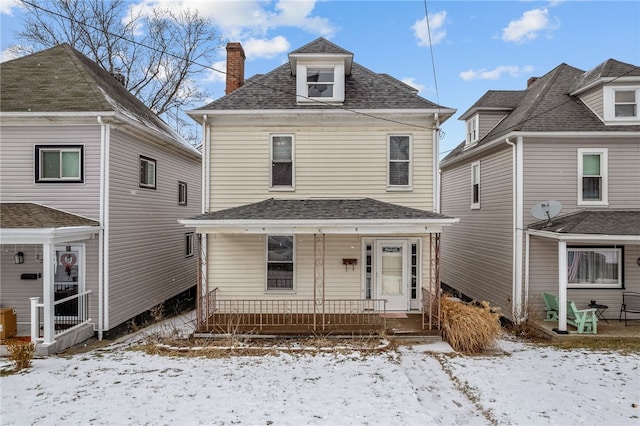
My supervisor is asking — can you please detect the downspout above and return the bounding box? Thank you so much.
[97,116,105,340]
[432,113,440,213]
[506,137,524,322]
[99,117,111,331]
[201,114,209,213]
[200,115,209,309]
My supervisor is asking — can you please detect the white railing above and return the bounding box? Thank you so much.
[30,290,92,344]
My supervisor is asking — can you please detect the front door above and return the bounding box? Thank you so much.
[54,245,82,318]
[376,240,409,311]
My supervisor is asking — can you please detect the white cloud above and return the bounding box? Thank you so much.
[203,60,227,83]
[401,77,426,94]
[411,10,447,47]
[0,0,20,15]
[459,65,534,81]
[243,36,291,60]
[129,0,336,39]
[502,8,556,43]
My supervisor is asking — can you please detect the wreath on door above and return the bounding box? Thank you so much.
[60,253,77,277]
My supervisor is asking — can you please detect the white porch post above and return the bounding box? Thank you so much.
[42,242,56,345]
[30,297,40,342]
[557,240,568,332]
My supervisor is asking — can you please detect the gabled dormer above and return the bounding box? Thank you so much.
[570,59,640,125]
[458,90,523,149]
[288,37,353,105]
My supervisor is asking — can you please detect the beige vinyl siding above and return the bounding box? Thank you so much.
[522,137,640,218]
[440,146,514,314]
[0,125,101,219]
[107,128,201,328]
[580,87,604,119]
[527,238,640,320]
[478,112,507,140]
[208,126,433,211]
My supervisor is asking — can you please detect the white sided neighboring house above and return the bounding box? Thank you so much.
[0,44,201,354]
[439,59,640,332]
[180,38,459,335]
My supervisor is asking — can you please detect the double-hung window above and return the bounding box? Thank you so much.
[465,115,479,146]
[604,86,640,122]
[184,233,194,258]
[267,235,294,291]
[578,148,608,206]
[307,68,334,98]
[388,135,411,188]
[568,247,623,288]
[271,135,294,189]
[35,145,83,183]
[471,161,480,209]
[295,62,345,103]
[139,156,156,189]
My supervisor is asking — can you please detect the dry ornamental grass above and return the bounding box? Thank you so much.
[440,296,502,354]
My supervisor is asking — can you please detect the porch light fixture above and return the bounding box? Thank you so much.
[14,251,24,264]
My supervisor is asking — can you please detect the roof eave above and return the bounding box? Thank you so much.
[0,226,101,244]
[525,228,640,243]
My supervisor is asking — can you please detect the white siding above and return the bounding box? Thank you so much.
[106,128,201,328]
[209,126,434,211]
[478,112,507,140]
[440,146,514,314]
[580,87,604,119]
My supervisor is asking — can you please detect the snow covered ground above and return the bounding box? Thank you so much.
[1,313,638,425]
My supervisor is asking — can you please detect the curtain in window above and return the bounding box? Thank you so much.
[272,137,292,186]
[389,136,409,185]
[582,154,601,200]
[568,249,619,284]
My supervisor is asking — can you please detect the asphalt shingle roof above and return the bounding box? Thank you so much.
[186,198,453,222]
[193,38,449,112]
[443,59,640,164]
[0,203,99,229]
[528,210,640,236]
[0,43,197,154]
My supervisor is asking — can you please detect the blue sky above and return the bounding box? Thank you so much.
[1,0,639,156]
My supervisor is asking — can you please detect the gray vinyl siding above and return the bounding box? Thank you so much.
[478,112,507,140]
[0,125,101,219]
[106,128,201,329]
[580,87,603,119]
[440,146,514,314]
[522,137,640,218]
[527,238,640,321]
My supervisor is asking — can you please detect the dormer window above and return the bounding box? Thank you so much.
[465,115,479,146]
[603,86,640,123]
[295,62,345,104]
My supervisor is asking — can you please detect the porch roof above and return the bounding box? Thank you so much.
[526,210,640,243]
[0,203,100,244]
[180,198,459,234]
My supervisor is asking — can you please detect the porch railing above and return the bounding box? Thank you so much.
[422,287,440,330]
[30,290,92,343]
[198,288,387,332]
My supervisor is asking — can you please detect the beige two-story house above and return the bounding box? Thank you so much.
[440,59,640,332]
[0,44,201,353]
[181,38,458,333]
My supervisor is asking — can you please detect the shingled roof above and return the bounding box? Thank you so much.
[192,38,450,112]
[0,203,99,229]
[186,198,453,222]
[528,210,640,237]
[443,59,640,164]
[0,43,197,154]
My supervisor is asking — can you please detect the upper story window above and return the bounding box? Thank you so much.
[270,135,294,190]
[578,148,608,206]
[603,86,640,123]
[178,181,187,206]
[267,235,294,291]
[471,161,480,209]
[35,145,84,183]
[296,62,345,104]
[139,156,156,189]
[465,115,479,147]
[388,135,411,189]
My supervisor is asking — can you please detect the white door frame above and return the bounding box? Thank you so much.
[375,239,410,311]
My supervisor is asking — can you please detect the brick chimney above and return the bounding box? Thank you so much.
[225,42,245,95]
[527,76,538,88]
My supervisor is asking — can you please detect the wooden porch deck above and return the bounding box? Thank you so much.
[197,313,440,337]
[533,318,640,339]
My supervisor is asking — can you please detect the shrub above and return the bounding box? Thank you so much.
[7,341,36,371]
[440,296,501,353]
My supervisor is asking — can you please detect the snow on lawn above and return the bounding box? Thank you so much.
[1,317,639,425]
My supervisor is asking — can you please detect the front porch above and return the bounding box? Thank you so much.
[533,317,640,339]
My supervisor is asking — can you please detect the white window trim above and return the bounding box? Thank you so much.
[603,86,640,124]
[471,161,480,209]
[296,62,345,104]
[185,232,194,258]
[387,134,413,191]
[577,148,608,206]
[567,247,623,289]
[465,115,479,147]
[178,181,188,206]
[265,235,296,293]
[269,134,295,191]
[139,156,157,189]
[35,145,84,183]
